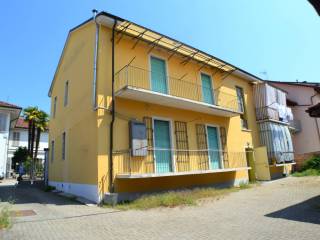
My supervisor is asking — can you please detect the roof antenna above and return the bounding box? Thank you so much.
[260,70,269,80]
[92,9,98,18]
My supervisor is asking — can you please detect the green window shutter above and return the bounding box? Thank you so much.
[219,126,229,168]
[143,117,155,172]
[174,121,190,171]
[201,73,214,104]
[196,124,209,170]
[151,57,168,94]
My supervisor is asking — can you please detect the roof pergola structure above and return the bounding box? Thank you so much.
[114,20,236,73]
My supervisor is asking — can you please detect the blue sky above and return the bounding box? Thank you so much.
[0,0,319,113]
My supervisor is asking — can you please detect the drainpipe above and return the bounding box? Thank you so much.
[109,19,117,193]
[92,9,99,109]
[310,92,320,144]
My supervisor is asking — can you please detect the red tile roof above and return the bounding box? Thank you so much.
[14,117,49,130]
[15,117,29,129]
[0,101,22,109]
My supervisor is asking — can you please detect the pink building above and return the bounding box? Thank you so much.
[268,81,320,168]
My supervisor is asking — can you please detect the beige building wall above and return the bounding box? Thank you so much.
[271,82,320,157]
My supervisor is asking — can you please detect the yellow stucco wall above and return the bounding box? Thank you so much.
[49,21,262,199]
[49,22,99,185]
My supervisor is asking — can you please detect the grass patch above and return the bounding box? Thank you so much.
[292,169,320,177]
[0,205,11,230]
[107,184,252,210]
[293,155,320,177]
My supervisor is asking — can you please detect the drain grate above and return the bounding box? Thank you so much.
[10,210,36,217]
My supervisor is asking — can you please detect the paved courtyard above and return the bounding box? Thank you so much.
[0,176,319,240]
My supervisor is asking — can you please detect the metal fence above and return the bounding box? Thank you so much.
[255,106,279,121]
[115,65,239,112]
[113,148,249,176]
[267,151,295,164]
[288,119,301,133]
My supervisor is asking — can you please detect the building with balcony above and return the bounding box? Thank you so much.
[0,101,22,179]
[48,11,270,203]
[267,81,320,169]
[253,82,295,178]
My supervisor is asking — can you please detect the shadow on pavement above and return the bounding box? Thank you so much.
[0,180,82,206]
[265,195,320,225]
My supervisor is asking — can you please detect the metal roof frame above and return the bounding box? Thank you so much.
[48,11,263,97]
[113,18,236,72]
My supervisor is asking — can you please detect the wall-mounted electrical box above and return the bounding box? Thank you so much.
[129,120,148,156]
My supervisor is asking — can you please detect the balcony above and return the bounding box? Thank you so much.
[288,119,301,133]
[113,149,250,178]
[255,106,293,125]
[255,106,280,122]
[114,66,241,117]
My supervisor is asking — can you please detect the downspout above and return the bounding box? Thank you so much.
[310,92,320,143]
[109,19,117,193]
[92,9,99,109]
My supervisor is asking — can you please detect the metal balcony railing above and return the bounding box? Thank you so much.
[113,148,249,176]
[288,119,301,133]
[267,151,295,164]
[115,65,240,112]
[255,106,280,121]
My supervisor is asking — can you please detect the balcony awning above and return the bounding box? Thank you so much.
[95,12,262,83]
[116,86,241,117]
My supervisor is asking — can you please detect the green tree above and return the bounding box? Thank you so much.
[23,107,39,158]
[34,111,49,160]
[11,147,28,170]
[22,107,49,181]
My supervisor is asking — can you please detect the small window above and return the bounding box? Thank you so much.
[12,132,20,146]
[0,113,7,132]
[64,81,69,106]
[51,140,55,162]
[53,97,57,118]
[236,86,249,129]
[62,132,66,160]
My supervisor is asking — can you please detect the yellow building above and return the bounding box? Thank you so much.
[48,11,280,203]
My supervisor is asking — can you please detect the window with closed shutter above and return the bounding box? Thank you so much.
[143,117,154,172]
[174,121,189,171]
[196,124,209,170]
[219,126,229,168]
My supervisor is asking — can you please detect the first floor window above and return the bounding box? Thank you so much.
[53,96,57,118]
[51,140,55,162]
[0,113,7,132]
[236,86,249,129]
[64,81,69,106]
[62,132,66,160]
[12,132,20,146]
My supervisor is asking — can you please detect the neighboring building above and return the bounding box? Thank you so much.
[267,81,320,168]
[7,117,49,175]
[48,11,292,203]
[0,101,22,179]
[253,82,295,178]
